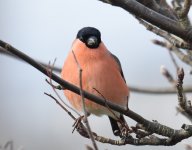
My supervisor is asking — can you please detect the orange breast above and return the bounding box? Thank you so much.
[61,39,129,117]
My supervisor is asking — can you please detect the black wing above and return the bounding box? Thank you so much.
[108,52,129,137]
[110,53,126,83]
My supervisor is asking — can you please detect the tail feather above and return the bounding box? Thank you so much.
[108,114,127,136]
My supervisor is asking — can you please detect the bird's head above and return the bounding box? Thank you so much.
[76,27,101,49]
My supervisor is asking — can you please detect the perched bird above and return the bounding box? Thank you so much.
[61,27,129,136]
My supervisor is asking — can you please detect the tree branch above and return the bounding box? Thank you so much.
[98,0,192,43]
[1,39,192,145]
[44,90,192,146]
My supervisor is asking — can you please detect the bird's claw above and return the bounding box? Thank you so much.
[119,125,132,139]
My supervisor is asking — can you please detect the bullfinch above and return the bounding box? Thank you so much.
[61,27,129,136]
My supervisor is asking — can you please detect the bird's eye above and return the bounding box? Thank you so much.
[86,36,99,48]
[79,36,84,42]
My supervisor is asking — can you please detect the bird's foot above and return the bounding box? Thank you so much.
[119,124,132,139]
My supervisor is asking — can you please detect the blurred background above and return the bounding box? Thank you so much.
[0,0,192,150]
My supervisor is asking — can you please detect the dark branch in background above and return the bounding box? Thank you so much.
[98,0,192,43]
[1,40,192,146]
[1,47,192,94]
[4,141,13,150]
[129,86,192,94]
[0,47,61,73]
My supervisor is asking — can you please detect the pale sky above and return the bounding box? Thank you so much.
[0,0,192,150]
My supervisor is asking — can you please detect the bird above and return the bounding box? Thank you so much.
[61,27,129,136]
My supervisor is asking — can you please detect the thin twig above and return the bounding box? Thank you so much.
[152,40,192,67]
[93,87,130,135]
[160,65,176,86]
[71,50,98,150]
[44,92,91,138]
[93,87,119,120]
[137,18,192,50]
[168,51,180,71]
[46,59,80,116]
[45,79,63,90]
[93,87,129,132]
[44,92,76,120]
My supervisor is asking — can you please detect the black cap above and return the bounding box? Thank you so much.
[76,27,101,49]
